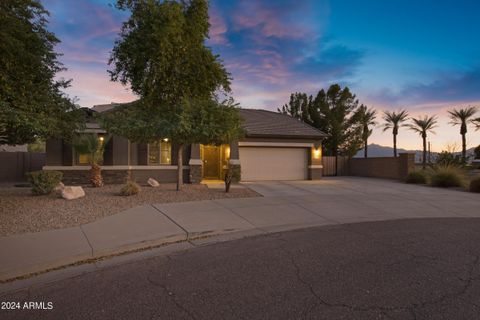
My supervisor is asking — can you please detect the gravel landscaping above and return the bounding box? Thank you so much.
[0,184,260,237]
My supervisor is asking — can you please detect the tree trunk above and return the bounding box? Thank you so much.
[422,136,427,169]
[364,138,368,158]
[462,133,466,161]
[90,163,103,187]
[393,134,397,158]
[176,144,183,191]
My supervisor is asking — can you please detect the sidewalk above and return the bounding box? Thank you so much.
[2,177,479,282]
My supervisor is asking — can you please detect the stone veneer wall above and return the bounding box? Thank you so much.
[59,168,191,185]
[60,170,129,185]
[348,153,415,181]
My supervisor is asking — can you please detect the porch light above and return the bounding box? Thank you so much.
[313,147,321,159]
[163,138,169,142]
[225,145,230,159]
[99,136,104,142]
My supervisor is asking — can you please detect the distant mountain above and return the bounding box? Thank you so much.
[354,144,424,159]
[354,144,476,162]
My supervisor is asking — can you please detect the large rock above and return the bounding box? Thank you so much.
[147,178,160,187]
[61,186,85,200]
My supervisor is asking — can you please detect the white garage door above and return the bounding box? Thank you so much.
[239,147,308,181]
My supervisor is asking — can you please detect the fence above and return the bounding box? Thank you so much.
[0,152,45,182]
[322,153,415,180]
[322,156,349,176]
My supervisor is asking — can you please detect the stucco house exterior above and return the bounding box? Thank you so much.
[44,103,327,184]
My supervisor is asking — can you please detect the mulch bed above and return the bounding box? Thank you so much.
[0,183,260,237]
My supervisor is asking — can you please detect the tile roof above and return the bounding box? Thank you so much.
[239,109,327,139]
[91,103,327,139]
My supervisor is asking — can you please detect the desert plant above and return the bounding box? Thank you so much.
[72,133,111,187]
[429,165,465,188]
[469,178,480,193]
[436,151,465,167]
[448,106,478,161]
[407,115,438,169]
[26,170,63,195]
[406,171,427,184]
[224,164,241,193]
[382,110,409,157]
[120,180,141,196]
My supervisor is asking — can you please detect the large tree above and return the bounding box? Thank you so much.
[310,84,363,158]
[448,106,477,162]
[107,0,241,190]
[278,92,312,124]
[408,115,438,169]
[382,110,409,157]
[0,0,82,145]
[356,105,377,158]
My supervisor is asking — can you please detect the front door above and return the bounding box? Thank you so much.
[203,146,220,179]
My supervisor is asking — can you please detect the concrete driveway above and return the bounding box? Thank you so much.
[243,177,479,223]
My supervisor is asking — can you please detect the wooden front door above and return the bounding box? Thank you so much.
[203,146,220,179]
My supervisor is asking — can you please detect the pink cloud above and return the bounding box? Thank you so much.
[58,68,136,108]
[209,8,229,45]
[231,1,315,40]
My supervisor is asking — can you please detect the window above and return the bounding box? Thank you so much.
[148,140,171,165]
[77,153,91,165]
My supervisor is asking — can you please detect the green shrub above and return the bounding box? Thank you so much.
[26,170,63,195]
[470,178,480,193]
[429,165,465,188]
[406,171,427,184]
[120,180,141,196]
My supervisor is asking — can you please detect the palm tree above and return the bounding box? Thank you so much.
[72,133,111,187]
[382,110,409,157]
[357,105,377,158]
[473,117,480,131]
[407,115,438,169]
[448,106,477,161]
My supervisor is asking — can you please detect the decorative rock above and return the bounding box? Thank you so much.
[61,186,86,200]
[147,178,160,187]
[54,182,65,192]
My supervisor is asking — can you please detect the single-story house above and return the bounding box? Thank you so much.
[44,103,327,184]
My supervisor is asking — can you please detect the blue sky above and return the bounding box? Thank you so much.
[44,0,480,151]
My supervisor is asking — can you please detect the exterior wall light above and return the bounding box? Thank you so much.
[163,138,169,142]
[99,136,104,142]
[313,147,321,159]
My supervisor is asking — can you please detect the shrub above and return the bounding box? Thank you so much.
[429,165,465,188]
[435,151,465,166]
[26,170,63,195]
[470,178,480,193]
[120,180,141,196]
[406,171,427,184]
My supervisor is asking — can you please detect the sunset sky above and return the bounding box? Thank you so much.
[44,0,480,151]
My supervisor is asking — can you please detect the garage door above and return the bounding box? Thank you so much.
[239,147,308,181]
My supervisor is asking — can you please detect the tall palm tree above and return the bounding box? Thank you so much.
[357,105,377,158]
[382,110,409,157]
[448,106,477,161]
[407,115,438,169]
[72,133,111,187]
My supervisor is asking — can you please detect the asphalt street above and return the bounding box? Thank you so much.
[2,218,480,320]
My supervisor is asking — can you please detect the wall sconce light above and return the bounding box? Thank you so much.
[313,147,321,159]
[163,138,169,142]
[99,136,104,142]
[225,145,231,159]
